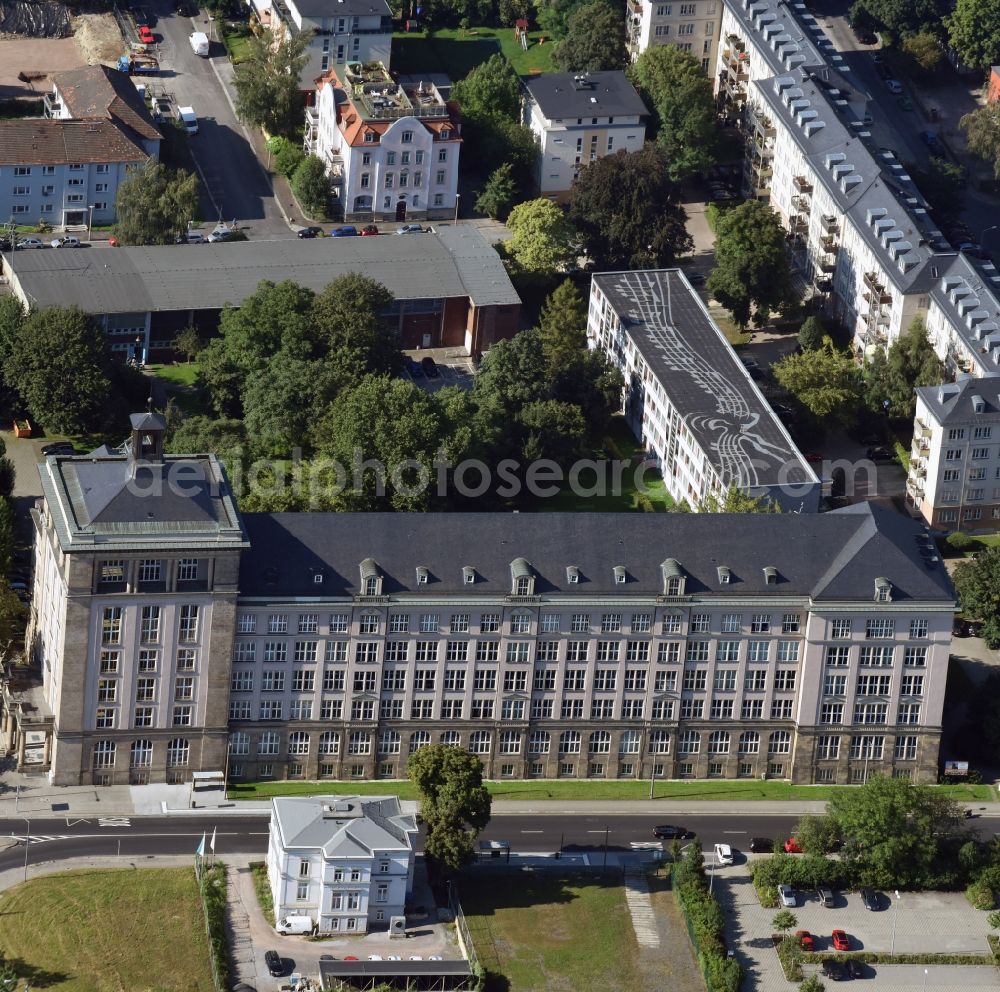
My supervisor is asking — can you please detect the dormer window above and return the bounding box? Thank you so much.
[661,559,685,596]
[462,566,476,585]
[567,566,580,584]
[763,566,778,585]
[364,131,375,143]
[717,566,731,585]
[360,558,381,596]
[613,565,626,585]
[416,566,429,585]
[510,558,534,596]
[313,573,324,585]
[441,128,451,139]
[874,577,892,603]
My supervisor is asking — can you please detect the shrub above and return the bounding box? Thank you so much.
[199,863,231,991]
[268,135,305,177]
[776,934,804,980]
[636,493,655,512]
[750,853,852,891]
[948,531,976,552]
[291,154,329,220]
[755,880,778,907]
[966,879,996,910]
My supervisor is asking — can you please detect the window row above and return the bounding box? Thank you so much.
[816,734,920,761]
[102,605,199,645]
[92,737,190,769]
[824,645,927,667]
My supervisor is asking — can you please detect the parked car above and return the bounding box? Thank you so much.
[875,61,891,80]
[396,224,424,234]
[686,271,706,285]
[330,225,357,237]
[866,445,892,461]
[296,226,323,239]
[420,356,440,378]
[831,929,850,951]
[403,356,422,376]
[740,356,760,370]
[847,959,864,978]
[852,25,876,44]
[777,884,797,907]
[653,824,690,840]
[885,79,903,94]
[207,226,236,243]
[783,837,803,853]
[16,238,45,249]
[817,886,835,908]
[178,231,204,244]
[795,930,814,952]
[51,236,82,248]
[953,619,973,637]
[749,837,774,853]
[264,950,283,977]
[713,843,734,865]
[360,224,380,236]
[41,442,74,456]
[822,959,847,981]
[959,242,984,258]
[137,25,155,44]
[859,887,882,911]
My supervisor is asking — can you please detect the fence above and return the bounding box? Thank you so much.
[197,860,231,992]
[448,883,480,974]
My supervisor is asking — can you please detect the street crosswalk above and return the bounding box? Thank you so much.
[11,835,71,843]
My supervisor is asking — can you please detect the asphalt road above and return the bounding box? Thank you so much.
[0,811,995,874]
[139,0,290,236]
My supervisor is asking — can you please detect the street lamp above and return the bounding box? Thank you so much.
[17,815,30,883]
[890,889,901,954]
[87,204,94,243]
[453,193,460,224]
[922,967,928,991]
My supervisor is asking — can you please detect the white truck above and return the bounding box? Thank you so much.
[189,31,209,57]
[275,915,315,935]
[177,106,198,134]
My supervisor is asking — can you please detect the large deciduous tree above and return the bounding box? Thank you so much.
[112,161,199,246]
[451,53,522,121]
[953,549,1000,648]
[707,200,797,329]
[5,306,113,435]
[827,775,965,889]
[504,198,576,278]
[233,28,312,138]
[902,30,944,72]
[851,0,950,38]
[291,155,330,220]
[961,103,1000,178]
[863,317,943,421]
[552,0,627,72]
[772,337,863,424]
[537,0,587,37]
[407,744,492,874]
[475,163,517,221]
[628,45,718,181]
[947,0,1000,71]
[568,144,691,270]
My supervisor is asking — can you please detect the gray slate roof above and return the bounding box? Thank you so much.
[52,63,162,144]
[593,269,817,492]
[915,376,1000,426]
[272,795,416,856]
[6,229,519,314]
[288,0,390,20]
[237,504,954,603]
[524,71,648,120]
[0,118,149,166]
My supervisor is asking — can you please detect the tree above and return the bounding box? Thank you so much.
[708,200,797,329]
[906,157,965,220]
[407,744,492,874]
[628,46,718,181]
[166,415,246,471]
[961,103,1000,178]
[0,296,24,368]
[519,399,588,465]
[475,163,517,220]
[451,53,522,121]
[953,548,1000,648]
[504,198,576,277]
[772,909,797,934]
[473,330,549,422]
[852,0,950,37]
[267,135,305,177]
[233,28,312,138]
[902,30,944,72]
[863,317,943,421]
[553,0,627,72]
[772,337,863,425]
[537,0,586,37]
[112,161,199,246]
[311,273,398,375]
[798,316,824,351]
[697,485,780,513]
[947,0,1000,71]
[537,279,587,376]
[827,775,965,888]
[791,814,841,855]
[173,327,204,363]
[291,155,329,220]
[0,500,15,577]
[5,306,113,435]
[568,144,691,270]
[0,438,14,499]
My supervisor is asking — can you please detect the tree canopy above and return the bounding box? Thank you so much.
[112,161,199,246]
[707,200,798,329]
[697,485,781,513]
[902,30,944,72]
[452,53,522,121]
[772,337,863,424]
[407,744,492,874]
[291,155,330,220]
[504,198,576,278]
[628,46,718,181]
[552,0,627,72]
[850,0,950,37]
[961,103,1000,179]
[568,144,691,270]
[475,163,517,220]
[233,28,312,137]
[863,317,943,421]
[947,0,1000,71]
[953,548,1000,648]
[797,316,824,351]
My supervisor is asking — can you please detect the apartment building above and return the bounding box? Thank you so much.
[522,72,647,202]
[627,0,723,72]
[587,268,820,511]
[907,378,1000,529]
[267,795,417,933]
[305,62,460,222]
[20,414,953,788]
[0,65,161,228]
[248,0,392,88]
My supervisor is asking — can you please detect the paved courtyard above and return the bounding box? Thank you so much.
[714,863,996,992]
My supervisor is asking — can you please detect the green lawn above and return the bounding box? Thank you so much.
[228,778,997,802]
[0,868,214,992]
[222,25,255,64]
[463,871,641,992]
[392,27,557,79]
[148,361,202,388]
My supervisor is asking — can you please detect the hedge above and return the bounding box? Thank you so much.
[199,862,231,992]
[749,852,851,890]
[966,880,996,910]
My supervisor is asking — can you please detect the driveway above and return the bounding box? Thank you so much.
[403,350,476,393]
[143,0,290,237]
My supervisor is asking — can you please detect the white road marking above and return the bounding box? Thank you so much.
[98,816,131,828]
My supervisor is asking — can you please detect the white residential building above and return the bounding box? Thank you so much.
[267,794,417,933]
[627,0,723,72]
[248,0,392,88]
[522,72,647,202]
[305,63,460,223]
[587,269,820,511]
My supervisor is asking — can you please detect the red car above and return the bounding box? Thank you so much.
[831,929,850,951]
[783,837,802,853]
[137,25,155,43]
[795,930,814,952]
[360,224,379,236]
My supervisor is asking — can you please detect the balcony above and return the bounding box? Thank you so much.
[43,92,62,118]
[793,175,813,193]
[821,215,839,234]
[915,419,931,439]
[913,465,927,478]
[789,214,808,233]
[820,254,837,273]
[820,235,838,252]
[790,192,811,212]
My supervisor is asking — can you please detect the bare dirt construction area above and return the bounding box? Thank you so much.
[71,11,122,64]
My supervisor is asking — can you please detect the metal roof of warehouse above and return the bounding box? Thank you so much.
[4,227,520,314]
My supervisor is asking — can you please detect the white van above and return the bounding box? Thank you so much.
[177,106,198,134]
[276,915,314,935]
[189,31,209,57]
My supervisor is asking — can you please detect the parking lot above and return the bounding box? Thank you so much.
[402,350,477,393]
[714,862,996,992]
